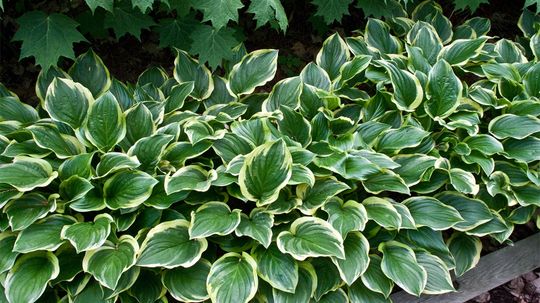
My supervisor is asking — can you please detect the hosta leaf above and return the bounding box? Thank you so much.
[316,33,350,80]
[277,217,345,260]
[272,263,317,303]
[379,241,427,296]
[0,233,18,274]
[27,123,85,158]
[349,279,391,303]
[361,255,394,298]
[13,11,86,70]
[301,63,331,90]
[239,139,292,206]
[0,96,39,124]
[247,0,288,31]
[322,198,368,237]
[378,61,423,112]
[503,137,540,163]
[393,154,437,186]
[0,157,58,192]
[5,252,59,303]
[207,252,258,303]
[365,19,401,54]
[513,184,540,207]
[296,178,350,215]
[84,92,126,152]
[449,168,479,194]
[464,134,504,155]
[235,209,273,248]
[60,175,93,202]
[96,152,140,178]
[165,165,217,194]
[164,82,194,113]
[128,134,174,172]
[69,49,111,97]
[174,50,214,100]
[277,105,312,147]
[60,214,113,253]
[438,37,487,66]
[312,258,342,300]
[14,215,77,253]
[129,269,165,303]
[44,78,94,129]
[189,202,241,239]
[5,193,56,231]
[103,171,158,209]
[331,232,370,285]
[162,259,211,302]
[124,104,155,146]
[416,251,455,294]
[488,114,540,139]
[426,59,462,118]
[83,236,138,289]
[229,49,278,96]
[448,232,481,276]
[252,244,298,293]
[403,196,463,230]
[363,197,401,230]
[318,289,348,303]
[263,77,303,111]
[437,192,493,231]
[137,219,207,268]
[376,126,429,152]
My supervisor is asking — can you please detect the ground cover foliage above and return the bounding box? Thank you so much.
[0,0,539,302]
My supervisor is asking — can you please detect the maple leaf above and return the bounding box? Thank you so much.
[195,0,244,29]
[247,0,288,32]
[453,0,490,12]
[103,4,156,40]
[13,11,87,70]
[189,24,240,70]
[157,15,199,50]
[312,0,353,24]
[84,0,114,13]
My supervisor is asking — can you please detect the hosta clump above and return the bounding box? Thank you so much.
[0,2,540,302]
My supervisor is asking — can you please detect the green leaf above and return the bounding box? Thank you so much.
[60,214,113,253]
[69,49,111,97]
[162,259,211,302]
[229,49,279,96]
[137,219,207,268]
[416,251,455,294]
[312,0,352,23]
[297,177,350,215]
[316,33,350,80]
[488,114,540,139]
[128,134,174,172]
[103,5,156,40]
[365,19,401,54]
[0,156,58,192]
[331,231,370,285]
[449,168,479,194]
[349,279,391,303]
[27,123,86,158]
[426,59,462,118]
[447,232,481,276]
[131,0,155,12]
[361,255,394,298]
[438,37,487,66]
[0,233,19,274]
[235,209,273,248]
[5,193,56,231]
[453,0,489,12]
[403,196,463,230]
[165,165,217,195]
[277,105,312,147]
[157,17,197,50]
[319,289,348,303]
[503,137,540,163]
[174,50,214,100]
[44,78,94,129]
[247,0,288,31]
[464,134,504,155]
[189,202,241,239]
[513,184,540,207]
[165,82,194,113]
[207,252,258,303]
[437,192,493,231]
[393,154,437,186]
[96,152,140,178]
[13,11,87,70]
[322,198,368,237]
[376,126,429,152]
[82,235,138,289]
[239,139,292,206]
[379,241,427,296]
[252,244,298,293]
[189,25,239,70]
[14,215,77,253]
[196,0,243,29]
[103,171,158,209]
[5,252,59,303]
[85,0,113,13]
[123,103,155,146]
[312,257,342,300]
[377,61,423,112]
[0,96,39,124]
[363,197,401,229]
[277,217,345,260]
[84,92,126,152]
[272,263,317,302]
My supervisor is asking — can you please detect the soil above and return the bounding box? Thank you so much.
[0,0,538,302]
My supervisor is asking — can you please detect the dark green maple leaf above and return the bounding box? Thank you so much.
[13,11,87,70]
[157,15,199,50]
[453,0,489,12]
[84,0,114,13]
[312,0,353,24]
[195,0,244,29]
[247,0,288,32]
[103,4,156,40]
[189,25,240,70]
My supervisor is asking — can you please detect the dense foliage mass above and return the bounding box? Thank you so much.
[5,0,540,71]
[0,1,539,302]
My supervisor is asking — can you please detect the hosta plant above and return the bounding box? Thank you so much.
[0,1,540,302]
